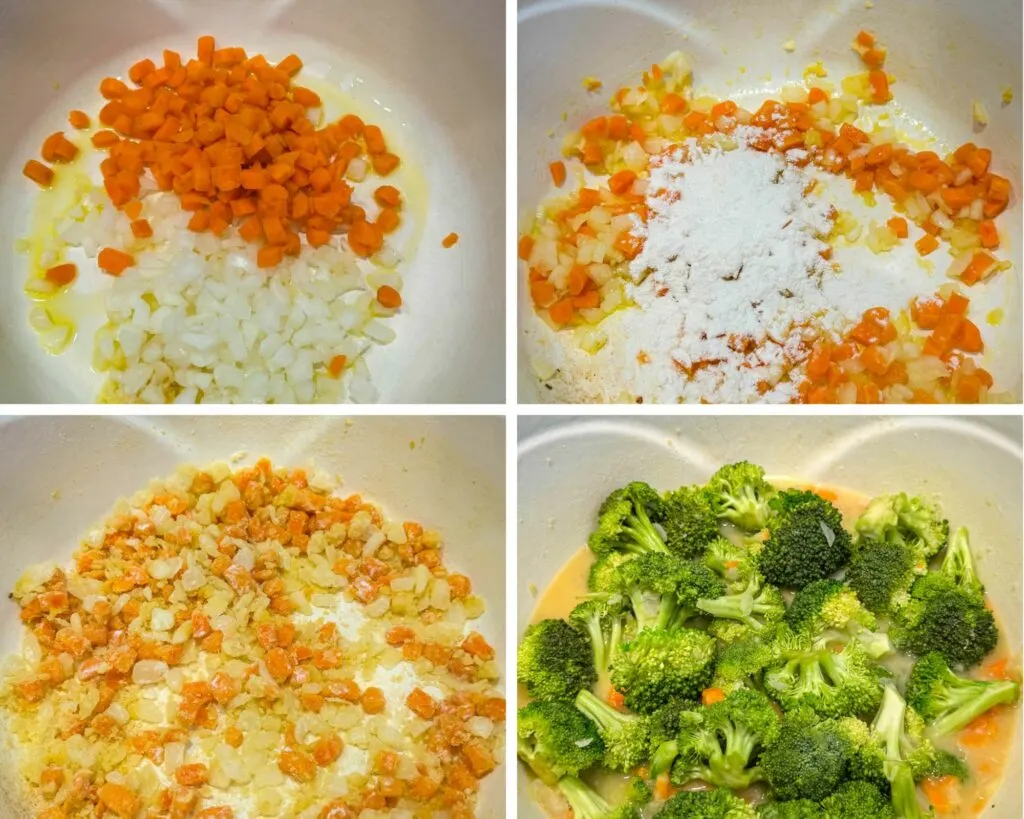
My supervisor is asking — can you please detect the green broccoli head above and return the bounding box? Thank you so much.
[661,485,721,558]
[707,461,777,533]
[764,635,887,719]
[557,776,642,819]
[589,482,670,558]
[610,627,717,714]
[760,709,852,802]
[698,575,786,644]
[785,580,891,659]
[703,536,758,590]
[517,618,597,701]
[516,700,604,784]
[820,780,895,819]
[670,688,781,790]
[905,651,1020,737]
[655,789,756,819]
[854,493,948,560]
[574,688,652,772]
[618,552,724,631]
[846,538,920,616]
[625,776,653,806]
[589,551,637,593]
[711,625,785,694]
[758,490,852,589]
[890,572,998,669]
[755,800,821,819]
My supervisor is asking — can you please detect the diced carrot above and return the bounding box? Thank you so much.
[887,216,908,238]
[702,688,725,706]
[97,248,135,276]
[23,159,54,187]
[915,235,939,256]
[131,219,153,239]
[327,355,348,378]
[68,110,91,129]
[442,232,459,248]
[549,160,567,187]
[45,263,77,287]
[952,319,983,353]
[978,219,999,249]
[921,776,957,813]
[256,245,284,269]
[608,169,637,195]
[548,298,575,326]
[376,285,402,309]
[607,688,626,709]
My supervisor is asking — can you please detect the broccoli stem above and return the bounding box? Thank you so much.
[872,685,907,778]
[930,679,1020,737]
[890,762,925,819]
[579,610,608,675]
[516,736,549,784]
[650,739,679,777]
[558,776,611,819]
[941,527,978,588]
[696,587,756,626]
[622,507,669,555]
[576,689,632,735]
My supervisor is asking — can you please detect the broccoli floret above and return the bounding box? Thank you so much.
[517,701,604,784]
[618,552,724,631]
[854,493,948,560]
[661,485,721,558]
[890,528,998,668]
[589,551,637,593]
[589,482,670,558]
[846,538,920,616]
[655,789,756,819]
[703,536,758,590]
[647,697,700,770]
[763,633,886,719]
[710,626,785,694]
[905,652,1020,737]
[922,749,971,782]
[707,461,777,533]
[785,579,892,659]
[858,686,933,818]
[668,688,781,789]
[756,800,821,819]
[758,490,852,589]
[557,776,642,819]
[760,709,852,802]
[610,627,717,714]
[625,776,653,806]
[697,575,785,644]
[574,689,652,772]
[569,597,631,678]
[820,780,895,819]
[518,619,597,701]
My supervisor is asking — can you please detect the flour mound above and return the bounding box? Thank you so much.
[626,130,839,402]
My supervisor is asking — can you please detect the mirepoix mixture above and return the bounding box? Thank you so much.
[0,459,504,819]
[517,462,1020,819]
[521,30,1016,404]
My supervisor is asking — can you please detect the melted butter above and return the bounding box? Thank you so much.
[987,308,1004,326]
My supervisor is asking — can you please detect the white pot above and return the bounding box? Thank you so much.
[517,0,1022,401]
[518,415,1022,817]
[0,0,505,403]
[0,414,506,817]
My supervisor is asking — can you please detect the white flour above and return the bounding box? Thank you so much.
[625,130,840,402]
